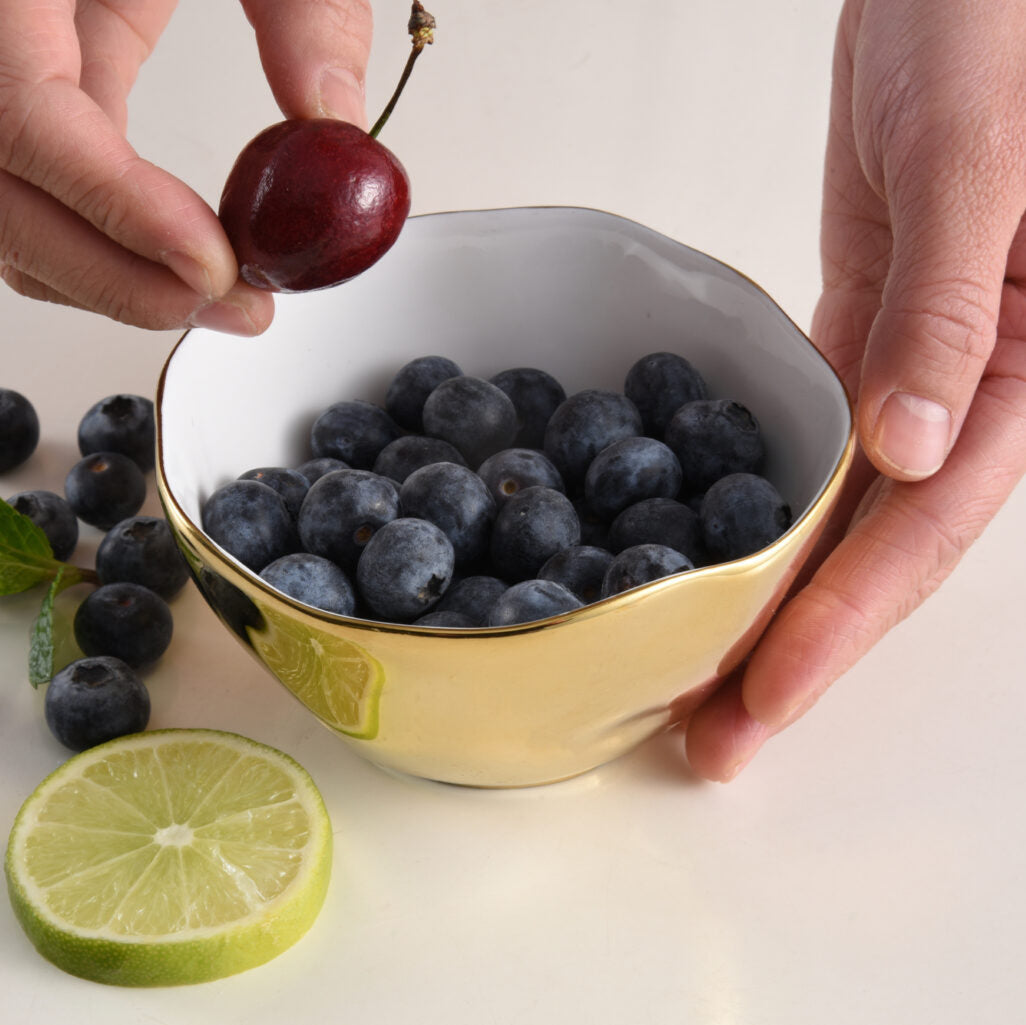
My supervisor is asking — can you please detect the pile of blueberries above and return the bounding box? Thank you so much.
[1,389,189,751]
[201,352,793,628]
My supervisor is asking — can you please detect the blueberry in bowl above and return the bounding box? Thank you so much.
[156,207,854,788]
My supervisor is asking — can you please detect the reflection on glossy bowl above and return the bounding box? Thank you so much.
[156,206,854,787]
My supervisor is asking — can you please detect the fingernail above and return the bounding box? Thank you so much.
[160,250,214,299]
[317,67,368,129]
[873,392,951,478]
[189,300,259,336]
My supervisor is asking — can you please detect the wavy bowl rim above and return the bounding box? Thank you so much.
[155,205,856,638]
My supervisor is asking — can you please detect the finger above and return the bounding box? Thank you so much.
[0,0,238,299]
[73,0,177,133]
[0,169,273,333]
[852,32,1026,481]
[740,323,1026,734]
[240,0,373,127]
[684,673,771,783]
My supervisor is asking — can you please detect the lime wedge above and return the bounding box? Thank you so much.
[4,729,332,987]
[247,607,384,739]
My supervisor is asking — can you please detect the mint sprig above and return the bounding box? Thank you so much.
[0,499,99,686]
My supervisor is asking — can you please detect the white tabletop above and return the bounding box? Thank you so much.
[2,3,1024,1022]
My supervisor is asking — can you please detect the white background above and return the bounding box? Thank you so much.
[1,2,1024,1022]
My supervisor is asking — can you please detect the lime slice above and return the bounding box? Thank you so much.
[4,729,332,987]
[247,607,384,740]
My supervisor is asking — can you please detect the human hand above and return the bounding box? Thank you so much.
[0,0,372,333]
[684,0,1026,780]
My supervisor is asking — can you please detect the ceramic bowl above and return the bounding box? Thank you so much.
[156,206,854,787]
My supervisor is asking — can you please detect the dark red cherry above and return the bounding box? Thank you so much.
[218,118,411,293]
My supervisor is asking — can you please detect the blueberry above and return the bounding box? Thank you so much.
[489,367,567,449]
[421,376,519,468]
[624,352,708,437]
[297,468,400,571]
[64,451,146,530]
[73,582,174,667]
[310,400,402,469]
[665,398,765,494]
[44,656,150,751]
[372,434,467,482]
[583,436,683,521]
[537,545,614,604]
[238,466,310,520]
[414,609,476,628]
[487,579,583,626]
[700,473,792,562]
[6,490,78,561]
[543,389,643,491]
[573,496,611,549]
[96,515,190,598]
[295,456,350,484]
[476,448,564,506]
[356,517,455,622]
[77,394,155,471]
[433,574,509,625]
[399,461,496,566]
[260,552,357,616]
[490,485,580,581]
[385,355,463,431]
[201,478,297,572]
[0,388,40,473]
[601,544,694,598]
[607,497,704,563]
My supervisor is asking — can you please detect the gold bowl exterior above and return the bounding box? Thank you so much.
[156,207,854,787]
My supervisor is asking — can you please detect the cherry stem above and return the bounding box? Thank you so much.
[369,2,435,139]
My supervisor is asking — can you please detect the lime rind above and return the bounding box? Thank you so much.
[4,729,332,987]
[247,608,384,740]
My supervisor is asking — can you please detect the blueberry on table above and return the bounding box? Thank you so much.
[77,394,155,471]
[385,355,463,431]
[487,579,584,627]
[421,376,519,468]
[6,490,79,561]
[372,434,467,483]
[537,545,614,604]
[295,456,350,484]
[607,497,704,564]
[201,478,297,572]
[309,400,402,469]
[700,473,793,562]
[260,553,357,616]
[433,574,509,626]
[624,351,708,437]
[0,388,40,473]
[95,515,190,599]
[64,451,146,530]
[583,436,683,521]
[297,468,400,571]
[490,485,581,582]
[356,517,455,622]
[543,389,643,491]
[399,461,496,566]
[489,367,567,449]
[44,656,150,752]
[665,398,765,494]
[601,543,694,598]
[238,466,311,520]
[73,582,174,667]
[477,448,565,506]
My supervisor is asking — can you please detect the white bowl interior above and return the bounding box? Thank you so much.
[160,207,850,534]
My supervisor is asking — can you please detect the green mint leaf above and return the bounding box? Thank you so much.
[0,497,61,594]
[28,567,66,688]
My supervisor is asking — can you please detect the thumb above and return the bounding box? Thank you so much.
[240,0,373,129]
[857,129,1026,481]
